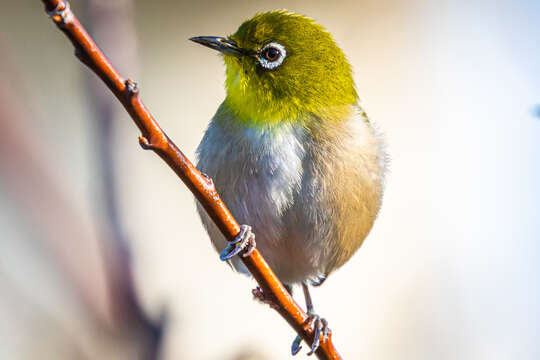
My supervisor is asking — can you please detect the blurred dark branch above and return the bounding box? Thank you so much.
[84,1,165,359]
[40,1,342,358]
[0,38,159,359]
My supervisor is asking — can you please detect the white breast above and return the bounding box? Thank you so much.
[196,106,386,284]
[196,116,306,276]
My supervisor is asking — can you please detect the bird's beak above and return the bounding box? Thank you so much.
[190,36,245,57]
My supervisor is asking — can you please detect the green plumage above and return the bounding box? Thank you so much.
[223,10,358,127]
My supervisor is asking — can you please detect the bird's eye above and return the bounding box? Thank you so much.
[257,42,286,70]
[263,47,280,61]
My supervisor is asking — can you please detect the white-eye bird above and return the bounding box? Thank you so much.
[191,10,386,355]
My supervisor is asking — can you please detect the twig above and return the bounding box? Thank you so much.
[40,1,342,358]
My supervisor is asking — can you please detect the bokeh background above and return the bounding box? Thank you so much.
[0,0,539,359]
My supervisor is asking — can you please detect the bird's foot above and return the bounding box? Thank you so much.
[219,224,256,261]
[291,313,330,356]
[252,286,280,310]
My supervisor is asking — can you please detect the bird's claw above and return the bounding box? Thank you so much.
[291,313,330,356]
[291,334,303,355]
[307,314,328,356]
[219,224,256,260]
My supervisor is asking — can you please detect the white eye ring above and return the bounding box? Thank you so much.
[257,42,287,70]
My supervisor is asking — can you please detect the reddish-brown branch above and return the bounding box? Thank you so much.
[40,1,342,358]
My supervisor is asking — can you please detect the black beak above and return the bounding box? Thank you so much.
[190,36,245,57]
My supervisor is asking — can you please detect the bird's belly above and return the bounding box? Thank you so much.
[220,183,323,284]
[196,120,320,283]
[196,107,386,285]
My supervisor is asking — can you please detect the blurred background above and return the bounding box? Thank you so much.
[0,0,539,359]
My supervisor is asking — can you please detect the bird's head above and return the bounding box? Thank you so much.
[191,10,358,127]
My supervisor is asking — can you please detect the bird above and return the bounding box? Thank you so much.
[191,10,386,356]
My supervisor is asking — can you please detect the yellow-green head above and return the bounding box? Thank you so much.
[191,10,358,127]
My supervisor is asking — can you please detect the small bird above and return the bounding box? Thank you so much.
[191,10,386,355]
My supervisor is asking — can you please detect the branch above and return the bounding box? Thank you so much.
[40,1,342,358]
